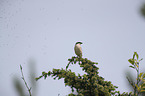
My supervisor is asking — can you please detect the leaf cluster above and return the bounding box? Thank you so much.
[36,57,120,96]
[127,52,144,95]
[141,3,145,18]
[128,52,142,70]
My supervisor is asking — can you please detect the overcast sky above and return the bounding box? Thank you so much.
[0,0,145,96]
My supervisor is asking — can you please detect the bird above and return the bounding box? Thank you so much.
[74,42,83,58]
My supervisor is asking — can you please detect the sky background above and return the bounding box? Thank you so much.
[0,0,145,96]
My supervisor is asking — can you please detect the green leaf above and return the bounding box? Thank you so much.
[133,53,135,59]
[141,83,145,90]
[140,89,145,92]
[139,72,143,78]
[134,52,139,60]
[137,85,141,91]
[139,58,143,62]
[71,88,74,92]
[42,71,45,76]
[136,64,138,68]
[141,83,145,87]
[35,77,39,81]
[74,61,76,64]
[129,66,135,69]
[142,73,145,78]
[128,59,134,65]
[44,74,47,79]
[135,84,138,88]
[20,65,22,70]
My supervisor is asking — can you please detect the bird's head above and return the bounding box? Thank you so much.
[75,42,83,45]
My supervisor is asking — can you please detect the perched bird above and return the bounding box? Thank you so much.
[74,42,83,58]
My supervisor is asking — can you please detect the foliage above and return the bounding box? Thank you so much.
[36,56,132,96]
[127,52,144,96]
[13,77,25,96]
[141,3,145,18]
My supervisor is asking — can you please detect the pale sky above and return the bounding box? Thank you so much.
[0,0,145,96]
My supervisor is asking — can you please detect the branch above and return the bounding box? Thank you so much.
[20,65,32,96]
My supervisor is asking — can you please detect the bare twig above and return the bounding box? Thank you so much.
[20,65,32,96]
